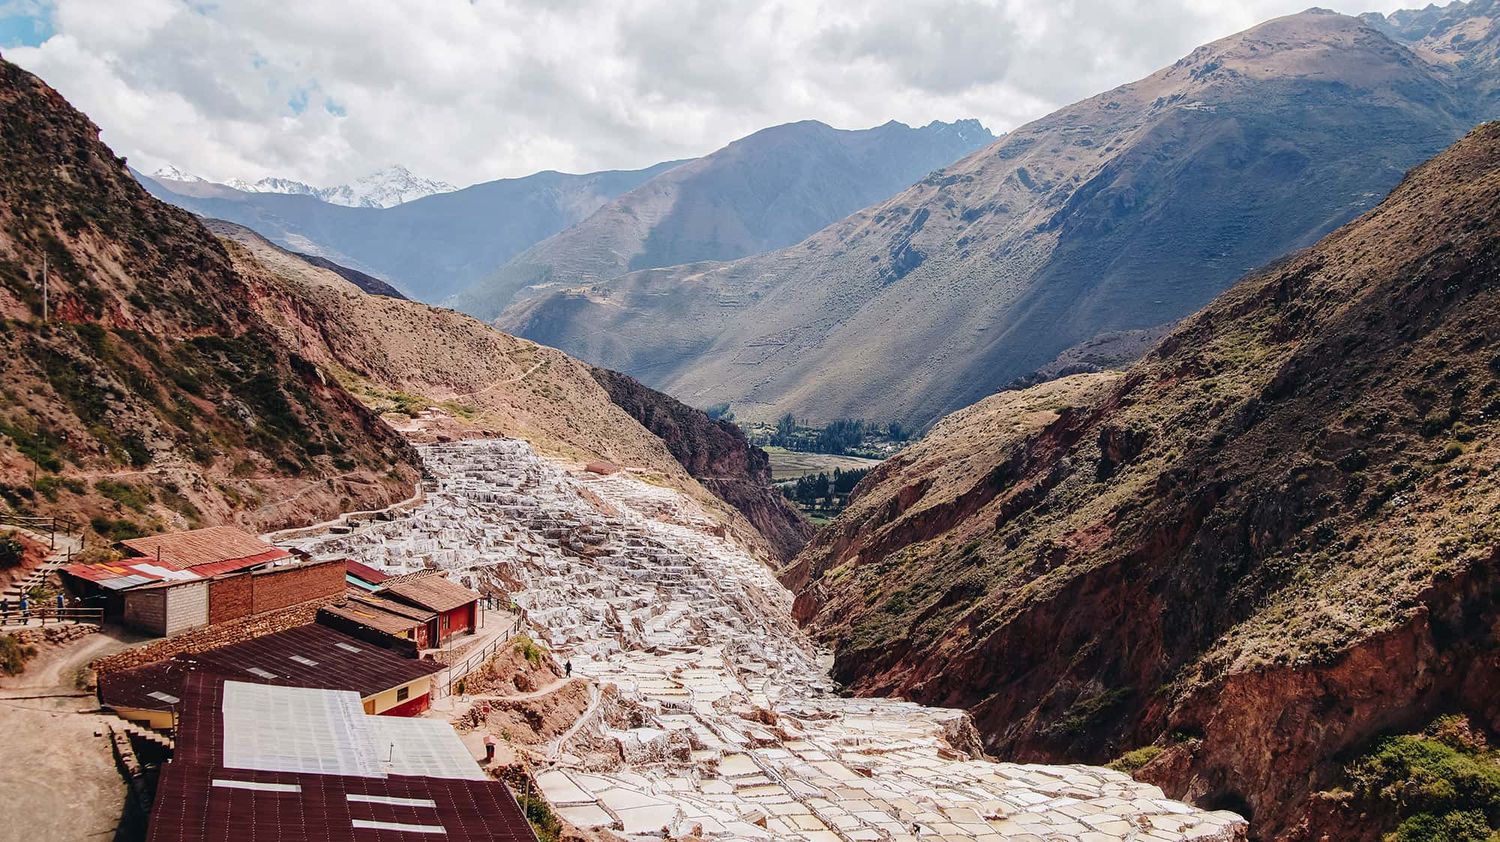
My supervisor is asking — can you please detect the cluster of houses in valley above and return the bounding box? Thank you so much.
[53,524,539,842]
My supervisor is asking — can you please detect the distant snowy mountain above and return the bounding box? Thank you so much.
[151,164,206,183]
[158,164,456,208]
[223,166,456,208]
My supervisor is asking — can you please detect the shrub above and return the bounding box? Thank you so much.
[94,479,153,512]
[1346,721,1500,840]
[513,635,545,668]
[0,634,36,676]
[0,531,24,569]
[1108,745,1165,773]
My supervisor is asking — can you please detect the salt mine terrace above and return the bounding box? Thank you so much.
[282,439,1248,841]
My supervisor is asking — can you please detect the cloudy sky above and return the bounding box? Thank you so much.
[0,0,1417,188]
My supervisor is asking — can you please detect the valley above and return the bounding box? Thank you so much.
[283,438,1246,841]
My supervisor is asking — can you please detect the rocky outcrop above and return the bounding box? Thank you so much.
[785,124,1500,838]
[589,368,812,561]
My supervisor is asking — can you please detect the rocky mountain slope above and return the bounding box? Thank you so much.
[503,8,1494,427]
[452,119,994,319]
[0,57,421,536]
[137,160,684,301]
[588,367,813,561]
[783,124,1500,839]
[211,222,808,562]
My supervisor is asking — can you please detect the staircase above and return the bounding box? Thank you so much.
[115,718,175,752]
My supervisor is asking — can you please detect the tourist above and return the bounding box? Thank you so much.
[483,733,496,763]
[565,659,572,677]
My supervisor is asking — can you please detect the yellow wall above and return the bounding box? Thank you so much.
[363,675,434,714]
[113,706,175,731]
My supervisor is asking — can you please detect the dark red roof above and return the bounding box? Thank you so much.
[345,559,391,585]
[148,675,536,842]
[99,624,440,712]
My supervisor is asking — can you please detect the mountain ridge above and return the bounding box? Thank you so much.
[447,117,995,318]
[500,7,1490,428]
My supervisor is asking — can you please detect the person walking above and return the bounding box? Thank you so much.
[483,733,497,764]
[565,659,572,677]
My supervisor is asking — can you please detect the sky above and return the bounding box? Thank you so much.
[0,0,1421,188]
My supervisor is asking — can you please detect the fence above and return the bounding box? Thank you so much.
[0,606,104,628]
[433,634,510,699]
[0,512,77,550]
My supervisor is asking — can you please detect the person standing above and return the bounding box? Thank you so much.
[483,733,497,764]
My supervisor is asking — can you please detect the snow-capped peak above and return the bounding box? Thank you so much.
[220,165,455,208]
[151,164,206,183]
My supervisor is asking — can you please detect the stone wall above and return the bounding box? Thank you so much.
[92,594,343,673]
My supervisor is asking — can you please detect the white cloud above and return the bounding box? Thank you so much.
[2,0,1419,186]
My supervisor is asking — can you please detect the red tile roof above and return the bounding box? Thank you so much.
[59,552,281,591]
[148,675,537,842]
[120,526,290,571]
[379,575,479,614]
[319,596,433,637]
[99,624,440,712]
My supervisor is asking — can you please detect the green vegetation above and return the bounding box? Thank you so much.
[779,467,871,519]
[94,478,153,512]
[513,635,545,668]
[89,515,144,541]
[748,413,911,458]
[34,475,84,502]
[514,788,562,842]
[1107,745,1164,773]
[0,634,37,676]
[1345,716,1500,841]
[0,531,24,569]
[0,418,64,472]
[1043,688,1133,738]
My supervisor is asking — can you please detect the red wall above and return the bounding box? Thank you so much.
[380,691,431,717]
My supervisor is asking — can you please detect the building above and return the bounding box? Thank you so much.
[99,623,443,729]
[60,527,343,635]
[146,676,537,842]
[318,593,437,652]
[344,559,391,592]
[377,573,481,646]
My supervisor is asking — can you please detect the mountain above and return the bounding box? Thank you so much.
[783,124,1500,839]
[0,57,421,535]
[137,160,685,301]
[451,119,995,319]
[221,165,456,208]
[289,251,407,299]
[501,8,1493,427]
[210,221,810,562]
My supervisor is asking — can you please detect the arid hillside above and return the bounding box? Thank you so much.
[784,123,1500,839]
[452,119,993,318]
[0,57,421,537]
[503,7,1492,427]
[211,222,807,562]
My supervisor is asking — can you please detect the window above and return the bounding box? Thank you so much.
[396,686,409,702]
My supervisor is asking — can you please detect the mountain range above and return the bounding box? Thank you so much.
[449,118,995,318]
[153,164,456,209]
[0,56,804,562]
[136,160,684,301]
[786,120,1500,840]
[501,4,1500,428]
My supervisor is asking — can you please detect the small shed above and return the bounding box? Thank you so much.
[378,574,480,646]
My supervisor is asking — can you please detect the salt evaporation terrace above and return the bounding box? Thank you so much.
[285,440,1246,841]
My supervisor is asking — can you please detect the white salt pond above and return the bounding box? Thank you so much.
[285,439,1246,841]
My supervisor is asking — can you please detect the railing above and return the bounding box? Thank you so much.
[0,606,104,627]
[434,634,511,699]
[0,513,78,550]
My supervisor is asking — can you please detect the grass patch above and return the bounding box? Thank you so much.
[0,634,37,676]
[1107,745,1164,773]
[513,635,545,668]
[94,479,154,512]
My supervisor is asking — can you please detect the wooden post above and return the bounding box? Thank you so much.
[41,255,48,324]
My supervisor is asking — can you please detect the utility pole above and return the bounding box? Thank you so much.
[41,254,48,324]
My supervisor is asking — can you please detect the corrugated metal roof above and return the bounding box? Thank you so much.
[60,553,277,591]
[120,527,290,571]
[344,560,390,586]
[147,675,537,842]
[99,624,441,712]
[319,597,432,637]
[379,575,479,614]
